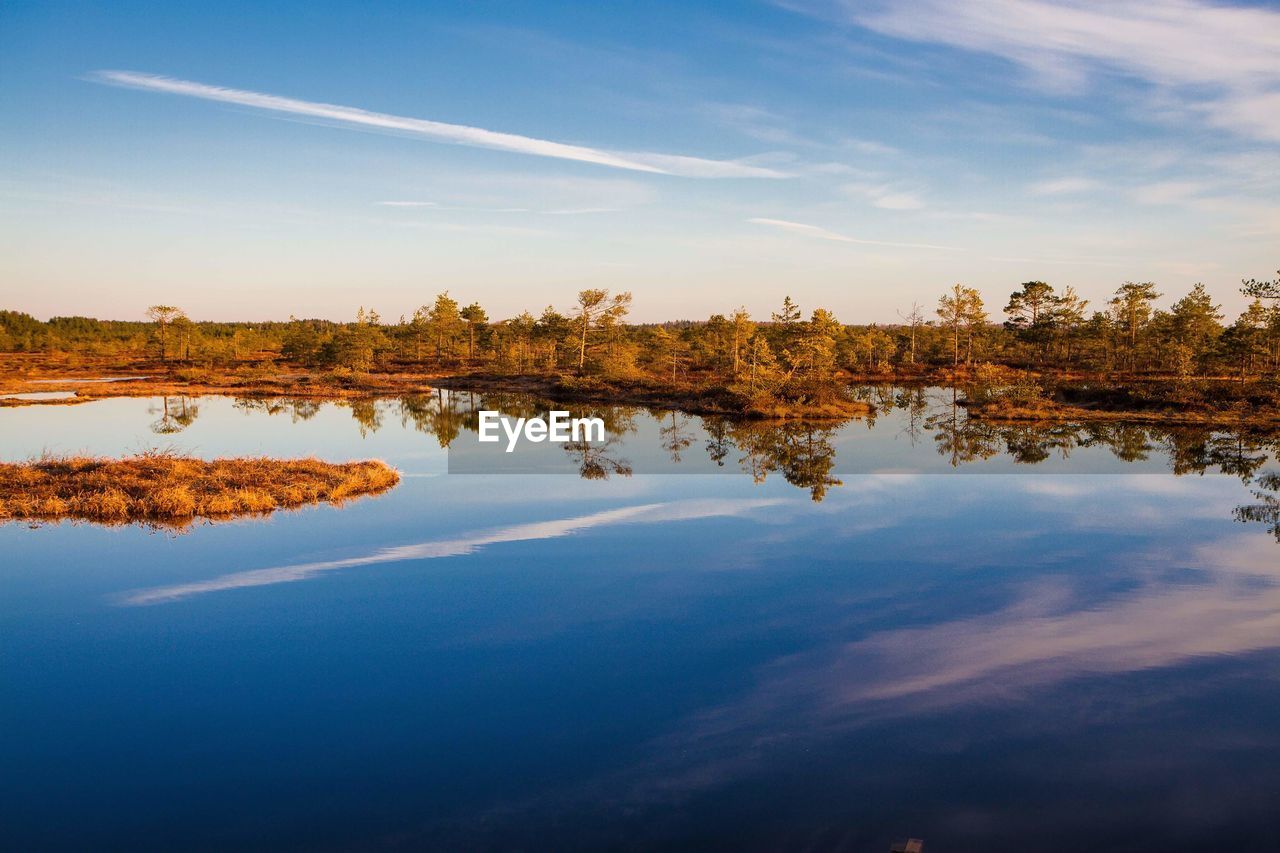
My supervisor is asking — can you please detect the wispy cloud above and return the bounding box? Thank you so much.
[821,0,1280,142]
[90,71,791,179]
[542,207,621,216]
[705,102,810,147]
[1130,180,1207,205]
[989,254,1127,267]
[844,182,926,210]
[375,201,618,216]
[748,217,963,251]
[1029,176,1103,196]
[377,200,530,213]
[118,498,782,606]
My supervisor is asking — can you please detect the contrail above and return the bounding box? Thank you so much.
[90,71,790,179]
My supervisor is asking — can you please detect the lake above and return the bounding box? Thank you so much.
[3,389,1279,851]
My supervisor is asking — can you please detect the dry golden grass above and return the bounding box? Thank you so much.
[0,452,399,528]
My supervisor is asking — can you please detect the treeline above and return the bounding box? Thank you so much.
[3,271,1278,383]
[0,309,289,364]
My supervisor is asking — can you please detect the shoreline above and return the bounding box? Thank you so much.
[2,356,1279,428]
[962,402,1280,426]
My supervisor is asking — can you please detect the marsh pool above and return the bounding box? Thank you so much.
[3,389,1279,850]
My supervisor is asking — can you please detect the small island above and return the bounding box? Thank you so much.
[0,454,399,527]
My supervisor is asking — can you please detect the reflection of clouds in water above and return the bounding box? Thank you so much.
[118,498,785,606]
[821,557,1280,706]
[1192,534,1280,577]
[558,480,1280,810]
[601,535,1280,803]
[795,475,1242,568]
[1016,474,1233,532]
[708,489,1279,723]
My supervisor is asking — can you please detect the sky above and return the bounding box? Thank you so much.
[1,0,1278,323]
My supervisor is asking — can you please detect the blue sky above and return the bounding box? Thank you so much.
[2,0,1278,322]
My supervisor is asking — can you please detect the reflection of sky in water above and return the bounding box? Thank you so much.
[2,395,1280,849]
[3,390,1278,480]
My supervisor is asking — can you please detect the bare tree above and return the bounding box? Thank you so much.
[897,302,924,364]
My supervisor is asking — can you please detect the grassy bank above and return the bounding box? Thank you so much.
[434,373,873,419]
[962,376,1280,426]
[4,352,1279,425]
[963,401,1280,425]
[0,354,873,419]
[0,453,400,527]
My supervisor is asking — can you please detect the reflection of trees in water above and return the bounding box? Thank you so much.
[228,387,1280,504]
[291,400,321,421]
[1079,424,1153,462]
[926,390,1000,467]
[149,396,199,434]
[901,386,1280,475]
[659,411,694,462]
[723,420,842,501]
[704,419,733,467]
[434,387,1277,500]
[925,392,1086,467]
[895,386,929,446]
[399,390,470,448]
[999,422,1078,464]
[1235,472,1280,542]
[345,399,383,438]
[399,388,508,448]
[1164,430,1272,480]
[406,392,639,480]
[232,397,319,422]
[557,403,637,480]
[563,435,633,480]
[567,403,639,439]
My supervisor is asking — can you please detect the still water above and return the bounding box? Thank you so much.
[3,389,1280,850]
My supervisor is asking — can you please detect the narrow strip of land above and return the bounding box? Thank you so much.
[0,454,399,527]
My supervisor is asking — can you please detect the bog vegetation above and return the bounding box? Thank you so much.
[2,269,1278,415]
[0,453,399,527]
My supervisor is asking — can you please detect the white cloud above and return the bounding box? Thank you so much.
[843,137,899,156]
[375,201,619,216]
[377,200,530,213]
[844,182,926,210]
[90,71,791,178]
[1029,176,1102,195]
[748,217,963,251]
[871,191,924,210]
[830,0,1280,141]
[542,207,620,216]
[1130,180,1207,205]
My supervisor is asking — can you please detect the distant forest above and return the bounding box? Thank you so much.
[3,272,1278,385]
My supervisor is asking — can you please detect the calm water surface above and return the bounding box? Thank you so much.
[3,389,1280,851]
